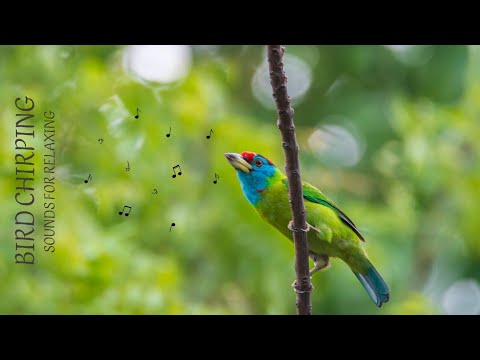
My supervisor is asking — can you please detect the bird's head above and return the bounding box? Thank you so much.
[225,151,284,205]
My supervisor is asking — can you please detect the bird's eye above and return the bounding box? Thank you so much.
[255,159,263,167]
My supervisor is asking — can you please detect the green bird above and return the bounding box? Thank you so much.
[225,151,390,308]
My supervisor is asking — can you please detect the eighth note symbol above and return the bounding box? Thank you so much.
[135,108,141,119]
[172,165,182,178]
[119,205,132,216]
[166,126,172,138]
[169,223,175,232]
[206,129,214,139]
[213,173,219,184]
[84,174,92,183]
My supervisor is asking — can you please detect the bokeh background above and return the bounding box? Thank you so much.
[1,45,479,314]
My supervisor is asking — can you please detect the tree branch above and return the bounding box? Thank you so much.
[267,45,312,315]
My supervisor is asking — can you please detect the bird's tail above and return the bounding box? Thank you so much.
[353,261,390,308]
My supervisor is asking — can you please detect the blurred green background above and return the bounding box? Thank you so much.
[1,45,480,314]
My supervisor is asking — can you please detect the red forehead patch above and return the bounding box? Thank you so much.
[241,151,274,165]
[241,151,256,163]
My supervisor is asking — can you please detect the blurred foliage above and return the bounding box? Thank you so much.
[1,45,479,314]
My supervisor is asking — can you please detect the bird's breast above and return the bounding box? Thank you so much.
[255,183,293,238]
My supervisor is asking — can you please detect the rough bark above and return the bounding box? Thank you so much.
[267,45,313,315]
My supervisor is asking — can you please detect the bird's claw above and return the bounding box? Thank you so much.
[291,279,314,293]
[287,221,309,233]
[288,221,321,234]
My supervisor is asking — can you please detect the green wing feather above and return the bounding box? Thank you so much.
[282,178,365,242]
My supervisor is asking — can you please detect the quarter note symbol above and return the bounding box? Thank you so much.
[169,223,176,232]
[213,173,219,184]
[119,205,132,216]
[84,174,92,183]
[126,161,130,171]
[166,126,172,138]
[172,165,182,178]
[206,129,214,139]
[135,108,140,119]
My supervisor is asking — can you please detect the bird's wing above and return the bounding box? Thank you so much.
[282,178,365,242]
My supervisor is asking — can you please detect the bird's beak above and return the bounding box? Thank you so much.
[225,153,253,174]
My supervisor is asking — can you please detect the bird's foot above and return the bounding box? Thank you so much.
[291,278,314,293]
[287,220,321,234]
[287,221,309,233]
[309,255,330,276]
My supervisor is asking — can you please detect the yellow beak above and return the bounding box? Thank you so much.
[225,153,253,174]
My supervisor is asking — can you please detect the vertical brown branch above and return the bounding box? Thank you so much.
[267,45,312,315]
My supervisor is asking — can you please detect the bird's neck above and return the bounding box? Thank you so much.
[237,168,285,206]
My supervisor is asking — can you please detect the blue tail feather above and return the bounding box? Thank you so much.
[353,263,390,308]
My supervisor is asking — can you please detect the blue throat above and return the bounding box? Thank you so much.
[236,167,276,206]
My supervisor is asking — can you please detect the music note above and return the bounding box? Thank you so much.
[213,173,219,184]
[98,138,104,144]
[118,205,132,216]
[126,161,130,171]
[84,174,92,183]
[169,223,176,232]
[152,189,158,194]
[135,108,141,119]
[172,165,182,178]
[206,129,214,139]
[166,126,172,138]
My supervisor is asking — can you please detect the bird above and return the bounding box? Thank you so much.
[225,151,390,308]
